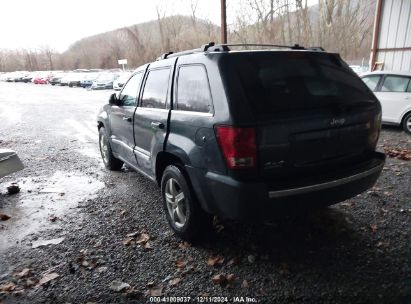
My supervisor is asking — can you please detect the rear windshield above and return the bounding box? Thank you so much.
[226,52,375,116]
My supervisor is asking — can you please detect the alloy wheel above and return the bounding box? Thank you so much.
[165,178,187,229]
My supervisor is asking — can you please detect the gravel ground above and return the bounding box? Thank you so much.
[0,82,410,304]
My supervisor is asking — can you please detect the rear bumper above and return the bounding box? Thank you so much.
[186,152,385,220]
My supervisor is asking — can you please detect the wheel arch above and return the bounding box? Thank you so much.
[155,152,185,186]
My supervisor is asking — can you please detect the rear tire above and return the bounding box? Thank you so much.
[161,165,212,241]
[99,127,123,170]
[402,112,411,134]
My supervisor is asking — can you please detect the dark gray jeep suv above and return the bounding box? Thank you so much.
[97,43,385,240]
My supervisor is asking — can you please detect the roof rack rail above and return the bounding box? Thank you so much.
[157,42,325,60]
[307,46,326,51]
[208,43,306,51]
[158,42,217,60]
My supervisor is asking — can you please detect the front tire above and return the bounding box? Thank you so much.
[402,112,411,134]
[161,165,212,241]
[99,127,123,170]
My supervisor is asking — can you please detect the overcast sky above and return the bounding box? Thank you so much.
[0,0,317,52]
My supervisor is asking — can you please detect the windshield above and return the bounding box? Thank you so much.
[225,52,376,116]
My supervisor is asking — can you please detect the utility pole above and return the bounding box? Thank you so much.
[221,0,227,44]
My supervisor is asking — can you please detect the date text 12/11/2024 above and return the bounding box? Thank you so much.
[149,296,259,303]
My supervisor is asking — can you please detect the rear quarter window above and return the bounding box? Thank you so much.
[176,65,213,113]
[381,76,410,92]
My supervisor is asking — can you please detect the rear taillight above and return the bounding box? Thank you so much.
[215,126,257,170]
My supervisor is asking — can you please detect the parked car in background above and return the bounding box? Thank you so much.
[97,43,385,240]
[13,72,30,82]
[4,71,28,82]
[361,71,411,134]
[32,72,50,84]
[91,73,119,90]
[59,73,71,86]
[113,71,132,91]
[31,72,50,84]
[68,73,86,87]
[22,72,36,83]
[80,72,100,88]
[49,73,66,85]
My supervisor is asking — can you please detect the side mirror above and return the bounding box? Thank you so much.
[109,93,118,105]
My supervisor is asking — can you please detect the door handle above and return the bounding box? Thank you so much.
[122,116,132,122]
[151,121,165,129]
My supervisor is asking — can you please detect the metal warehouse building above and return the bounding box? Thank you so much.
[370,0,411,71]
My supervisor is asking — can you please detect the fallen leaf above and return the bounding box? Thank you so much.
[136,233,150,245]
[12,289,24,296]
[241,280,250,288]
[120,209,127,216]
[109,280,131,292]
[126,232,139,238]
[226,258,239,266]
[169,277,182,286]
[0,213,11,221]
[0,282,16,292]
[383,147,411,161]
[175,258,187,269]
[212,274,228,287]
[207,256,224,266]
[15,268,31,278]
[376,241,385,248]
[178,242,191,249]
[36,272,59,287]
[226,274,236,283]
[122,237,134,246]
[370,224,378,233]
[25,278,37,288]
[142,242,152,250]
[279,263,289,275]
[147,286,163,296]
[341,202,353,208]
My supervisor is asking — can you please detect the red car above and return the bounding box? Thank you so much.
[32,74,50,84]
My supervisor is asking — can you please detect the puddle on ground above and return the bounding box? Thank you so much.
[0,171,104,251]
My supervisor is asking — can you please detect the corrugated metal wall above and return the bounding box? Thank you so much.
[376,0,411,71]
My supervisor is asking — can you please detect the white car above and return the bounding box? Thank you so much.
[361,71,411,134]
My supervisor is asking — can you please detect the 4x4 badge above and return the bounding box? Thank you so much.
[330,118,345,126]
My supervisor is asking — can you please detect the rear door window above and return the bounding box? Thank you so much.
[226,52,376,117]
[140,68,171,109]
[381,76,410,92]
[362,75,381,91]
[176,65,212,113]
